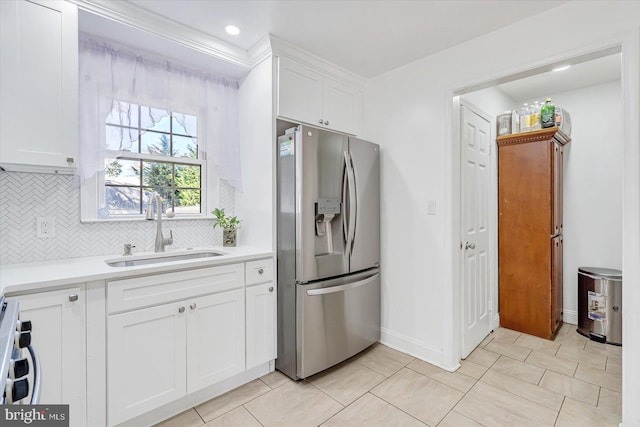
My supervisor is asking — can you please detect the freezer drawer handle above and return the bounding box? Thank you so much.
[306,273,379,296]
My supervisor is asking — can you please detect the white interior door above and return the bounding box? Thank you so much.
[461,105,492,358]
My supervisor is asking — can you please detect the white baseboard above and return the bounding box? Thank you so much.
[380,327,458,371]
[563,309,578,325]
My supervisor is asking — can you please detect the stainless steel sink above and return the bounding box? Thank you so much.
[105,250,224,267]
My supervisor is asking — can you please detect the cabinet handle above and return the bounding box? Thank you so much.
[66,157,74,164]
[178,306,185,313]
[258,268,264,275]
[190,303,197,310]
[68,294,78,302]
[268,286,274,293]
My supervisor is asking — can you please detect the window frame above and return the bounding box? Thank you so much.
[81,93,219,222]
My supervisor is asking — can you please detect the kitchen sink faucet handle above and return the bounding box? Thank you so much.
[123,243,135,256]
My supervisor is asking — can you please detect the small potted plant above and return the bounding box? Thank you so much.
[212,208,240,247]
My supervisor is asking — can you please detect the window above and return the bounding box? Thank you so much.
[78,35,241,222]
[103,102,203,217]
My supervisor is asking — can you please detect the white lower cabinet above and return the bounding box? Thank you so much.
[246,283,277,369]
[106,267,246,427]
[186,290,245,393]
[107,301,186,426]
[8,286,87,427]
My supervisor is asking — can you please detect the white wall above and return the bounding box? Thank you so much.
[236,57,274,250]
[363,2,640,423]
[461,87,515,119]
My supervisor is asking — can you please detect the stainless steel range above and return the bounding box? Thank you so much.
[276,125,381,380]
[0,296,40,404]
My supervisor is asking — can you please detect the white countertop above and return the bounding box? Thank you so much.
[0,246,274,295]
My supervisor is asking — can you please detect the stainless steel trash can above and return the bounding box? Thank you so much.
[577,267,622,345]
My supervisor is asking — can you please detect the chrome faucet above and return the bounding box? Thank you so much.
[145,192,173,252]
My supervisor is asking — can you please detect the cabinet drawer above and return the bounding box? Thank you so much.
[107,264,244,314]
[245,258,274,286]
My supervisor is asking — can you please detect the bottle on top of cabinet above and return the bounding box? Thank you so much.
[541,98,556,128]
[520,103,531,133]
[511,109,520,134]
[530,101,541,130]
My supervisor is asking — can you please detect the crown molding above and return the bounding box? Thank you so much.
[247,34,273,68]
[70,0,254,70]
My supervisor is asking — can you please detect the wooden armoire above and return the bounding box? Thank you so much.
[497,127,571,339]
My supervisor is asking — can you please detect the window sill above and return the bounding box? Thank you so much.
[80,215,216,224]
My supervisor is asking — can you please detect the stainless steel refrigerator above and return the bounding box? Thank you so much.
[276,125,380,380]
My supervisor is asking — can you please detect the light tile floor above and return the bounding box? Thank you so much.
[155,323,622,427]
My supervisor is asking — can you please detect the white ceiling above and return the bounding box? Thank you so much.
[79,0,620,99]
[123,0,566,78]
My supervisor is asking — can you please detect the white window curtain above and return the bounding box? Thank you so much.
[78,34,242,190]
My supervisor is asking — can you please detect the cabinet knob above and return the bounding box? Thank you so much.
[258,268,264,275]
[324,120,330,125]
[69,294,78,302]
[318,119,324,124]
[269,286,274,293]
[66,157,74,164]
[189,303,197,310]
[178,306,185,313]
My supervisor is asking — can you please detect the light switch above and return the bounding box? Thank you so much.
[427,200,437,215]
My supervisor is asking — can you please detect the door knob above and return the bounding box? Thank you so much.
[465,242,475,250]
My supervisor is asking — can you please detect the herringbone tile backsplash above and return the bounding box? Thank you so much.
[0,172,234,265]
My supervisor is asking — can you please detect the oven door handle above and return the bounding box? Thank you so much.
[27,345,41,404]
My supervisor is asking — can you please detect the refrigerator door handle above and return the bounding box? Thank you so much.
[347,151,357,253]
[306,273,379,296]
[345,151,357,257]
[342,152,349,251]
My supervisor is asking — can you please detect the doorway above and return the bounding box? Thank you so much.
[456,48,623,357]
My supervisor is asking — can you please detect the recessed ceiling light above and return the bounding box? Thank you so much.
[552,65,571,72]
[225,25,240,36]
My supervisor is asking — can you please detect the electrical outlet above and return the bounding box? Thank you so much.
[36,217,56,238]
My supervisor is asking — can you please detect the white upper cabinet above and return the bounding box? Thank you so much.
[0,0,78,173]
[277,56,362,135]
